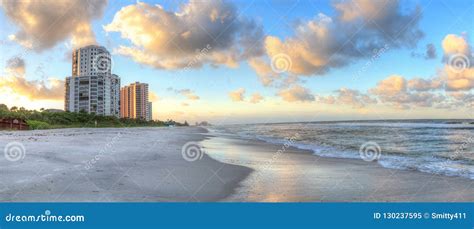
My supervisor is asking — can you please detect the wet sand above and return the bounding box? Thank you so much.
[201,134,474,202]
[1,126,473,202]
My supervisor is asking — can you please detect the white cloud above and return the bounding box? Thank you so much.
[369,75,446,109]
[1,57,64,100]
[178,89,200,100]
[248,58,280,86]
[5,56,25,76]
[442,34,471,56]
[250,0,423,86]
[407,77,443,91]
[229,88,246,102]
[441,34,473,91]
[249,93,264,104]
[277,85,315,102]
[318,88,377,108]
[105,1,264,69]
[2,0,107,50]
[167,88,200,100]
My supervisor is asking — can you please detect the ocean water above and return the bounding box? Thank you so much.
[211,120,474,179]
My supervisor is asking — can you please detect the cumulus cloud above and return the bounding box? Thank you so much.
[369,33,473,108]
[256,32,470,109]
[178,89,200,100]
[248,58,280,86]
[167,88,200,100]
[228,88,245,102]
[370,75,445,109]
[5,56,25,76]
[249,93,264,104]
[411,43,437,59]
[370,75,406,96]
[318,88,376,108]
[441,34,473,91]
[0,77,64,100]
[250,0,423,86]
[449,92,474,107]
[434,92,473,109]
[443,67,474,91]
[1,57,64,100]
[277,85,315,102]
[104,1,264,69]
[2,0,108,50]
[227,89,264,103]
[366,32,473,109]
[442,34,471,56]
[447,92,474,107]
[317,95,336,105]
[407,77,443,91]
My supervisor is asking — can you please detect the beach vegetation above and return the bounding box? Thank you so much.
[0,104,188,130]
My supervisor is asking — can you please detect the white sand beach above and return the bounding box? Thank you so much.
[0,127,473,202]
[0,127,251,202]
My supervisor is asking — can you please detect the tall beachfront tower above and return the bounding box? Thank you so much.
[120,82,152,121]
[147,102,153,121]
[64,45,120,117]
[72,45,112,76]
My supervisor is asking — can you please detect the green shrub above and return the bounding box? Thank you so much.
[27,120,51,130]
[0,104,180,129]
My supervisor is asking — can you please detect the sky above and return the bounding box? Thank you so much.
[0,0,473,124]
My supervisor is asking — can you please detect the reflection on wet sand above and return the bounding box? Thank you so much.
[201,134,474,202]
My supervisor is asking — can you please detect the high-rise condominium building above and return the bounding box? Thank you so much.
[147,102,153,121]
[64,45,120,117]
[120,82,152,121]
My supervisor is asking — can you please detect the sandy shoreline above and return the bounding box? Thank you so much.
[0,127,251,202]
[1,126,473,202]
[201,133,474,202]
